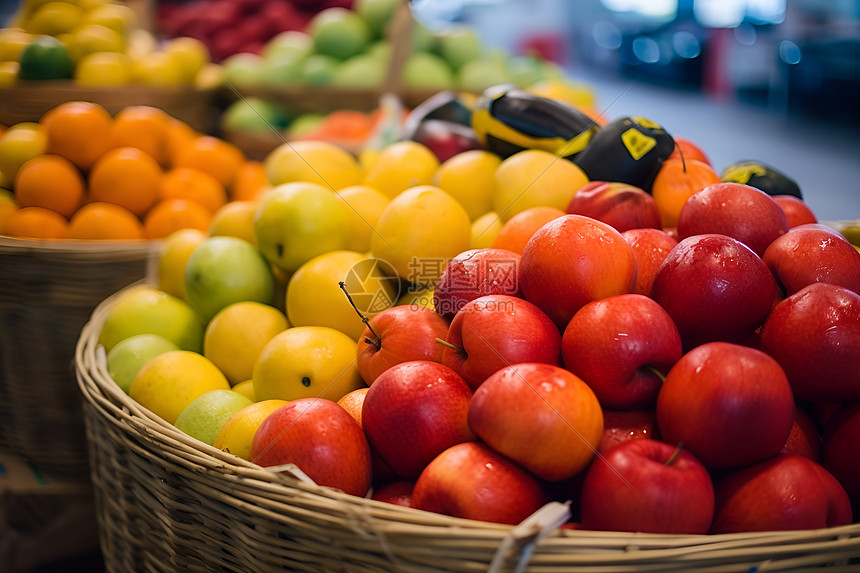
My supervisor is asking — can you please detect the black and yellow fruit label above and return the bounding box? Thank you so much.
[620,128,657,160]
[723,163,767,185]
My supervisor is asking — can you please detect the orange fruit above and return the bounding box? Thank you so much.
[230,160,269,202]
[67,202,146,240]
[40,100,115,171]
[651,157,722,228]
[110,105,172,166]
[143,198,212,240]
[88,146,163,216]
[172,135,245,189]
[668,136,711,166]
[337,387,369,428]
[164,117,198,165]
[492,205,566,254]
[14,154,84,217]
[159,167,228,214]
[4,206,68,239]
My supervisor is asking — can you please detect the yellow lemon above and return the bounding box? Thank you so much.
[132,50,184,86]
[433,149,501,220]
[285,250,399,341]
[263,140,363,190]
[74,51,133,85]
[27,1,85,36]
[492,148,589,222]
[470,211,503,249]
[203,301,289,385]
[335,184,390,253]
[208,200,258,247]
[163,36,210,83]
[0,61,19,86]
[231,379,256,401]
[252,326,364,403]
[83,3,137,37]
[68,23,125,61]
[0,122,47,181]
[212,399,287,460]
[156,228,207,301]
[0,27,32,62]
[363,140,439,198]
[129,350,230,424]
[370,184,471,285]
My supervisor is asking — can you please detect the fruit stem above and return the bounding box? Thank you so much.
[644,365,667,383]
[675,141,687,173]
[338,281,381,350]
[665,442,684,466]
[435,337,464,353]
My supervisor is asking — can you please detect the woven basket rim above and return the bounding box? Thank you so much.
[0,235,157,254]
[74,285,860,571]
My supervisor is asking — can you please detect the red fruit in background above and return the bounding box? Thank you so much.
[468,363,603,481]
[650,234,777,350]
[762,224,860,297]
[772,194,817,228]
[656,342,795,470]
[251,398,372,497]
[433,248,522,321]
[710,454,853,533]
[442,294,561,390]
[371,480,415,508]
[759,282,860,403]
[580,439,715,534]
[362,361,474,479]
[621,227,678,296]
[566,181,662,233]
[822,401,860,514]
[519,214,637,329]
[411,442,546,525]
[562,293,682,410]
[677,182,788,257]
[354,305,449,385]
[651,157,722,229]
[781,404,822,462]
[597,408,661,454]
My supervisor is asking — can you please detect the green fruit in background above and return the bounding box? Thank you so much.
[458,59,511,92]
[18,35,73,80]
[332,54,386,88]
[354,0,400,39]
[107,334,180,394]
[221,97,290,134]
[300,53,339,86]
[401,52,454,90]
[221,52,266,88]
[308,7,371,60]
[174,389,254,446]
[263,30,314,63]
[437,25,481,70]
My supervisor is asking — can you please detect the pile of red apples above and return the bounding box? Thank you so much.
[253,177,860,535]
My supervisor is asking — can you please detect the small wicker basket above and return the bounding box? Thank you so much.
[75,287,860,573]
[0,237,154,478]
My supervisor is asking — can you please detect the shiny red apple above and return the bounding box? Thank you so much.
[821,400,860,514]
[621,227,678,296]
[433,248,522,321]
[597,408,662,454]
[566,181,662,233]
[772,194,817,228]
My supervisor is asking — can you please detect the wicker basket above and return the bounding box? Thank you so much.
[75,287,860,572]
[0,237,154,479]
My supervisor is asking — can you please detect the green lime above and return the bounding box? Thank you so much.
[18,35,73,80]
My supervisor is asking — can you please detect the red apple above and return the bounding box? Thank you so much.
[468,363,603,481]
[410,120,482,162]
[562,293,682,410]
[759,282,860,403]
[251,398,372,497]
[710,454,853,533]
[762,224,860,297]
[411,442,547,525]
[772,194,817,228]
[620,227,678,296]
[355,304,450,385]
[677,182,788,257]
[597,408,661,454]
[650,234,778,351]
[656,342,795,470]
[821,400,860,514]
[579,439,715,534]
[519,214,637,329]
[371,480,415,508]
[433,248,522,321]
[361,361,474,479]
[781,403,822,462]
[565,181,662,233]
[441,294,561,390]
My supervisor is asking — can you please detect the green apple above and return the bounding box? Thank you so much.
[436,25,481,70]
[262,54,305,86]
[401,52,454,90]
[106,333,179,394]
[174,389,254,446]
[410,20,436,53]
[220,98,290,134]
[299,53,339,86]
[354,0,400,39]
[253,182,352,273]
[308,7,371,60]
[365,40,392,63]
[285,113,327,138]
[458,59,511,92]
[221,52,266,88]
[184,236,276,321]
[332,54,386,88]
[508,55,549,89]
[263,30,314,63]
[98,284,206,353]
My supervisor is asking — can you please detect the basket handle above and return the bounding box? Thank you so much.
[488,501,571,573]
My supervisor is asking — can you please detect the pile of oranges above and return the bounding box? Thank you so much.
[0,101,269,241]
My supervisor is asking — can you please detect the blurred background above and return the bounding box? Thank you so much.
[413,0,860,221]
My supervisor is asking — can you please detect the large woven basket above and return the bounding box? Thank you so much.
[0,237,154,478]
[75,287,860,572]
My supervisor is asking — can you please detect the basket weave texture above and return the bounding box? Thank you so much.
[75,287,860,573]
[0,237,153,478]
